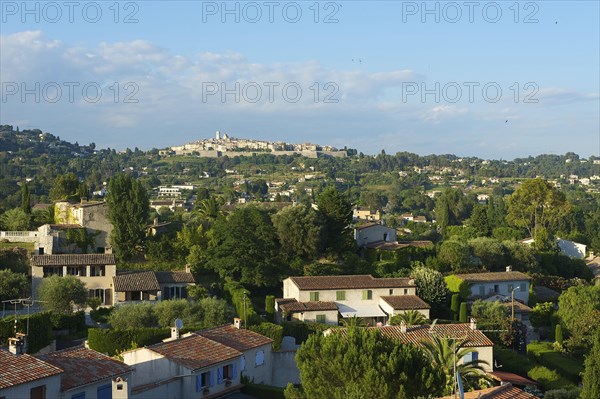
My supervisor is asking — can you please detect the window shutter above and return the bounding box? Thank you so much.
[104,288,112,306]
[472,351,478,364]
[163,287,170,300]
[217,367,224,384]
[209,370,214,387]
[88,289,95,299]
[232,362,238,378]
[241,355,245,371]
[196,375,202,392]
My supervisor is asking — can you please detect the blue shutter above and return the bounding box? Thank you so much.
[71,393,85,399]
[217,367,224,384]
[196,375,202,392]
[97,384,112,399]
[241,355,245,371]
[209,370,214,387]
[232,362,238,379]
[472,351,479,365]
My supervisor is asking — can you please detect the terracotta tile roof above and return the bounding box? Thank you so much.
[332,324,493,348]
[114,270,195,292]
[0,350,63,389]
[148,334,241,370]
[436,383,537,398]
[37,346,131,391]
[289,275,414,290]
[31,254,117,266]
[454,271,531,282]
[113,271,161,291]
[381,295,431,310]
[277,299,339,313]
[489,371,538,387]
[155,271,195,284]
[353,223,384,231]
[195,324,273,351]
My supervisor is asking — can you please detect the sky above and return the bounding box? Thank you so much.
[1,0,599,159]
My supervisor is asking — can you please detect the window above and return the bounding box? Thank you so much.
[479,285,485,296]
[90,266,105,277]
[493,285,499,293]
[336,291,346,300]
[38,247,44,255]
[255,350,265,366]
[316,314,326,323]
[88,289,105,304]
[520,283,526,292]
[403,288,408,295]
[389,289,394,295]
[309,292,319,301]
[196,371,214,391]
[30,385,46,399]
[43,267,63,277]
[67,266,86,276]
[362,290,372,300]
[463,351,479,366]
[223,363,237,379]
[383,233,389,241]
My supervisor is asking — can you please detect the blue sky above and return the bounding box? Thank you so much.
[1,0,598,158]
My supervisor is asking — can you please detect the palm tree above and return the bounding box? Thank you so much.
[341,316,369,328]
[389,310,428,326]
[195,197,221,221]
[420,335,493,395]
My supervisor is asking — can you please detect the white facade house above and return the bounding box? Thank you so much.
[354,224,397,247]
[277,275,429,325]
[557,238,586,259]
[0,350,62,399]
[353,207,381,222]
[453,268,531,303]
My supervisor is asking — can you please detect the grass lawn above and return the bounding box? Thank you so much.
[0,242,35,251]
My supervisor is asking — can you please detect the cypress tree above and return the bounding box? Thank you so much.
[459,302,468,323]
[581,332,600,399]
[21,183,31,214]
[451,294,460,321]
[555,324,563,345]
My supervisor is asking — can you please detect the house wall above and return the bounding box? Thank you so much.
[378,300,430,318]
[460,346,493,372]
[557,239,586,259]
[61,372,132,399]
[354,225,397,246]
[0,375,61,399]
[54,202,113,252]
[299,310,339,325]
[468,281,530,303]
[294,287,416,303]
[240,344,272,385]
[271,351,300,388]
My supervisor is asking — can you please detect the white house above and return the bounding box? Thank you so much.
[453,268,531,303]
[354,224,397,247]
[353,207,381,222]
[0,349,63,399]
[277,275,428,325]
[378,295,431,319]
[31,254,118,306]
[557,238,586,259]
[37,346,132,399]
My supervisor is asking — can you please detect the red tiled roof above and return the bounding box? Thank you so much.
[353,223,380,231]
[37,346,131,391]
[332,324,493,348]
[454,271,531,282]
[489,371,537,387]
[0,350,63,389]
[113,271,160,291]
[289,275,414,290]
[195,324,273,351]
[381,295,431,310]
[277,299,339,313]
[148,334,241,370]
[155,271,195,284]
[436,383,537,398]
[31,254,116,266]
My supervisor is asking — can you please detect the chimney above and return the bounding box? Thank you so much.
[112,377,129,399]
[170,326,180,340]
[470,318,477,330]
[506,265,512,272]
[8,333,27,355]
[185,264,191,274]
[154,218,159,226]
[400,320,407,333]
[233,318,242,330]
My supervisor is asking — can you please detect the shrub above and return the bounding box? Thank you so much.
[281,321,334,344]
[527,366,574,391]
[530,302,556,328]
[90,307,113,324]
[527,341,583,383]
[249,322,283,351]
[450,293,460,321]
[494,347,535,377]
[459,302,467,323]
[543,388,581,399]
[445,275,470,300]
[555,325,563,345]
[0,312,53,353]
[50,311,86,333]
[265,295,275,322]
[87,327,170,356]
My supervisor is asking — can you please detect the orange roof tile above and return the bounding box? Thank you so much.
[0,350,62,389]
[289,275,414,290]
[195,324,273,351]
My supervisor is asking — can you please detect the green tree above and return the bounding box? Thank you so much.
[506,178,570,243]
[0,270,29,301]
[316,187,354,254]
[389,310,427,326]
[272,204,322,260]
[468,237,506,271]
[459,302,468,322]
[420,335,492,395]
[0,208,31,231]
[530,302,555,328]
[557,285,600,338]
[203,206,282,287]
[470,300,508,322]
[469,205,490,236]
[108,302,158,329]
[411,266,448,314]
[555,324,563,346]
[451,294,460,321]
[106,174,150,261]
[294,326,444,399]
[37,275,87,314]
[438,240,471,270]
[581,332,600,399]
[50,172,81,201]
[21,183,31,214]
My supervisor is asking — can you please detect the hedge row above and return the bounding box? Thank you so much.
[0,312,53,353]
[87,327,171,356]
[249,322,283,351]
[51,311,86,333]
[241,383,285,399]
[225,281,262,325]
[527,341,584,383]
[281,321,335,344]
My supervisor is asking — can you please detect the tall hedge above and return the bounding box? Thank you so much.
[51,311,86,333]
[444,275,470,300]
[0,312,53,353]
[88,327,170,356]
[225,281,261,325]
[450,294,460,321]
[249,322,283,351]
[459,302,467,323]
[265,295,275,322]
[281,321,334,344]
